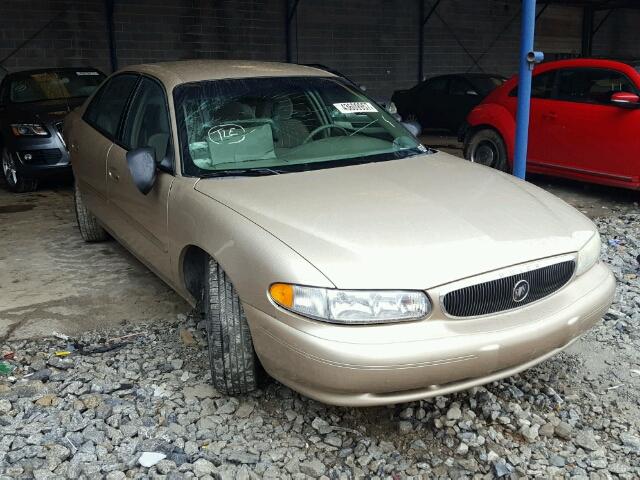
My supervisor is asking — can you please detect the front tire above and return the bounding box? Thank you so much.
[203,257,258,395]
[465,129,509,172]
[74,181,107,242]
[2,148,38,192]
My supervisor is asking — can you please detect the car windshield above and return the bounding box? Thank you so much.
[173,76,426,177]
[6,70,104,104]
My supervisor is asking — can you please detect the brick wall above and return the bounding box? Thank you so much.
[1,0,639,98]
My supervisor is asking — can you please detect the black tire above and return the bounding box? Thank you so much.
[2,148,38,192]
[464,129,509,172]
[203,257,258,395]
[74,181,107,242]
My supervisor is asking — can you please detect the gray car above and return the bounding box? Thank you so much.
[0,68,105,192]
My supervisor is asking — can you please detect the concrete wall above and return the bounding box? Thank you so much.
[1,0,639,97]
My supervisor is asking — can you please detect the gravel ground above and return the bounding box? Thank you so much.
[1,213,639,480]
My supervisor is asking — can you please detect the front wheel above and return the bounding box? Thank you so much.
[202,257,259,395]
[2,148,38,192]
[464,129,509,172]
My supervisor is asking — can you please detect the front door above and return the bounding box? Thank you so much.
[106,77,175,281]
[549,67,640,183]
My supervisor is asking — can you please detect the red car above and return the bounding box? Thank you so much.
[461,58,640,190]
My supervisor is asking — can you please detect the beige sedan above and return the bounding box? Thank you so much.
[64,60,615,406]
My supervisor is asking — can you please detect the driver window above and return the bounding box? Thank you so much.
[122,77,172,169]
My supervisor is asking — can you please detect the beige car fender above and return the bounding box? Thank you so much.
[166,177,335,315]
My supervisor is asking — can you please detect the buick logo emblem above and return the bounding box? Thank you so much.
[512,279,530,303]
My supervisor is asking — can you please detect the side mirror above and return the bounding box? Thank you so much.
[126,147,156,195]
[611,91,640,107]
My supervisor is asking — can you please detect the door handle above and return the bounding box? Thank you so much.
[108,169,120,182]
[543,112,558,120]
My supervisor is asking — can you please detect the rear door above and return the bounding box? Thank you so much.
[106,76,175,281]
[73,74,138,221]
[549,67,640,182]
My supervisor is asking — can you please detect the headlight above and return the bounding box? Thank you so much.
[269,283,431,324]
[11,123,49,137]
[576,232,601,276]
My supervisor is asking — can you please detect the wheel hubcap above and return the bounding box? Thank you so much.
[472,141,498,168]
[2,151,18,185]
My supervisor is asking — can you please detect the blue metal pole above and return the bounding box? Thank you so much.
[513,0,538,180]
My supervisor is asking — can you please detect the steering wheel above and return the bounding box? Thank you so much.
[303,124,349,144]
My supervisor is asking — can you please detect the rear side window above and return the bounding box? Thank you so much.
[556,68,638,104]
[510,71,555,99]
[84,74,138,139]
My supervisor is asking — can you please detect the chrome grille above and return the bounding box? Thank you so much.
[442,259,575,318]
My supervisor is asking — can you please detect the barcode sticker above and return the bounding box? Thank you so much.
[333,102,377,114]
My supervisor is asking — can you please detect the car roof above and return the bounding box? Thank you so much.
[119,60,336,89]
[535,57,638,72]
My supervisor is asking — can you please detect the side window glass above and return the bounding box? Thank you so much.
[585,69,638,104]
[424,77,448,94]
[556,69,592,102]
[450,78,473,95]
[510,71,555,99]
[122,78,172,166]
[85,74,138,138]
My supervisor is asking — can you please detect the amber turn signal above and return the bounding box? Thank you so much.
[269,283,294,308]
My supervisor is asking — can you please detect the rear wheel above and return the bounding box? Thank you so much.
[202,257,259,395]
[2,148,38,192]
[74,181,107,242]
[465,129,509,172]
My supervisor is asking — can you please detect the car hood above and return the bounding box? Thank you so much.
[2,97,86,123]
[194,152,596,290]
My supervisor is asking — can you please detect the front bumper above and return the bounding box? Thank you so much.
[246,261,615,406]
[5,131,70,178]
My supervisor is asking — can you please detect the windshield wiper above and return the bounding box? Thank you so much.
[201,167,285,178]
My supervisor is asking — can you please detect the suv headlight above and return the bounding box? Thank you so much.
[576,233,601,276]
[11,123,49,137]
[269,284,431,324]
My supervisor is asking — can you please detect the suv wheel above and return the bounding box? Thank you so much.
[74,181,108,242]
[2,148,38,192]
[465,129,509,172]
[202,257,259,395]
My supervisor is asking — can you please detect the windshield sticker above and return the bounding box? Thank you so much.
[208,124,246,145]
[76,71,100,76]
[333,102,377,114]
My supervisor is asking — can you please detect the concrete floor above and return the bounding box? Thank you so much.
[0,177,187,342]
[0,149,637,341]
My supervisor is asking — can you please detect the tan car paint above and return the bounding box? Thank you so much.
[105,143,175,282]
[67,60,615,406]
[194,152,596,290]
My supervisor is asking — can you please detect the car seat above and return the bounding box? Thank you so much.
[271,97,309,148]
